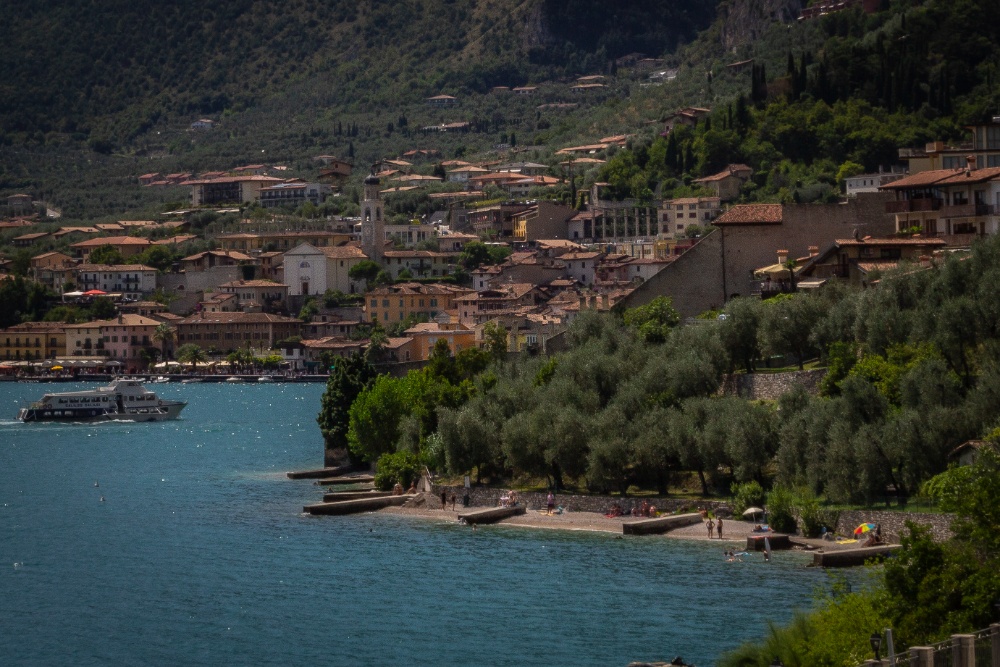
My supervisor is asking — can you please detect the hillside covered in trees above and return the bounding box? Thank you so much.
[0,0,717,146]
[324,234,1000,508]
[2,0,1000,226]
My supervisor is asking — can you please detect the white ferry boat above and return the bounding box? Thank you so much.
[17,379,187,423]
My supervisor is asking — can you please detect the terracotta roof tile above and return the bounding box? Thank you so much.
[714,204,783,225]
[835,237,947,246]
[879,169,964,189]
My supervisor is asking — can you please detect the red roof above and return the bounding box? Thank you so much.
[878,168,980,189]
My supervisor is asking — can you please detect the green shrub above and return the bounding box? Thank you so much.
[767,485,798,533]
[373,450,420,491]
[795,488,836,538]
[730,480,766,515]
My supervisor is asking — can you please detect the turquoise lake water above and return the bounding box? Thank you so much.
[0,381,853,666]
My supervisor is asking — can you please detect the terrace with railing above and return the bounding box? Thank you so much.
[854,625,1000,667]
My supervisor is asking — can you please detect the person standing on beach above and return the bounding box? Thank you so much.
[707,517,715,538]
[716,516,723,539]
[546,491,555,515]
[441,490,448,510]
[451,493,456,510]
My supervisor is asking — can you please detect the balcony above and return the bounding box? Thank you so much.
[940,203,995,218]
[886,198,943,213]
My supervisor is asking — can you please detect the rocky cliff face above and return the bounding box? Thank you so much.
[716,0,804,51]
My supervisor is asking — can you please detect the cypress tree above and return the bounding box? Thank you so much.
[666,132,678,174]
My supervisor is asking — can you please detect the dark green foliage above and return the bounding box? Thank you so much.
[0,276,51,328]
[347,260,382,285]
[89,297,117,320]
[87,245,125,266]
[137,245,175,272]
[622,296,680,344]
[719,297,763,373]
[729,480,765,516]
[373,450,420,491]
[457,241,510,271]
[765,485,797,533]
[316,353,377,462]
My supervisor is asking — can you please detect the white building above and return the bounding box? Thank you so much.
[845,172,905,197]
[258,181,331,209]
[559,252,601,286]
[282,243,370,296]
[74,264,158,300]
[382,222,438,248]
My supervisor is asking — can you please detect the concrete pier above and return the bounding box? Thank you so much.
[746,534,792,551]
[287,465,359,480]
[622,512,703,535]
[313,475,375,486]
[457,506,526,524]
[304,494,411,516]
[811,544,900,567]
[322,490,392,502]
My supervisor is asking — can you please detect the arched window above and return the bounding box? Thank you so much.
[299,261,311,269]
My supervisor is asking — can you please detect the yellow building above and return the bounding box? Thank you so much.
[365,282,474,324]
[0,322,67,361]
[402,321,476,360]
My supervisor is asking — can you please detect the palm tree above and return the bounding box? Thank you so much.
[177,343,207,373]
[153,323,175,360]
[783,258,798,293]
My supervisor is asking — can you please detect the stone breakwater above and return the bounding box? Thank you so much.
[431,485,733,517]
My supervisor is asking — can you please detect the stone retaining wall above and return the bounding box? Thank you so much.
[834,509,953,543]
[719,369,827,400]
[431,484,732,517]
[431,485,956,543]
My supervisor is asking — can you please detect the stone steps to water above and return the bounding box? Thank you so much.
[622,512,702,535]
[313,475,375,486]
[457,506,526,524]
[304,494,411,515]
[811,544,900,567]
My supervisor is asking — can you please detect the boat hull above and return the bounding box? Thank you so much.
[17,401,187,423]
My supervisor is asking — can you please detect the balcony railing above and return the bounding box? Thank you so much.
[886,198,943,213]
[940,203,995,217]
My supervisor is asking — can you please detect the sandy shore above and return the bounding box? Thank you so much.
[381,503,758,542]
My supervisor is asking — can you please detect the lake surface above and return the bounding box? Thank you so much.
[0,381,853,666]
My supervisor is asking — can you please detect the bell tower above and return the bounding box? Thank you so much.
[360,165,384,264]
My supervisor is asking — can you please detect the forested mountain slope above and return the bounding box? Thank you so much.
[0,0,718,147]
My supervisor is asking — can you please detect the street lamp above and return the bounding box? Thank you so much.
[870,631,883,661]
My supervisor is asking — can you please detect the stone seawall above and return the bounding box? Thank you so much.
[719,369,827,400]
[429,486,956,543]
[834,509,953,543]
[431,485,732,517]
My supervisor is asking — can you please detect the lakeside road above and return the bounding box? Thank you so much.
[381,503,760,541]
